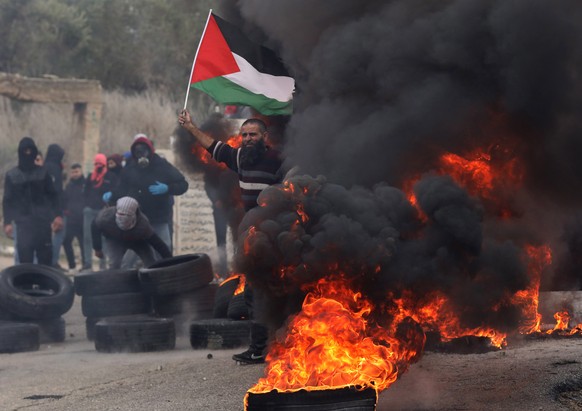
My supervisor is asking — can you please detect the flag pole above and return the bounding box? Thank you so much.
[183,8,213,111]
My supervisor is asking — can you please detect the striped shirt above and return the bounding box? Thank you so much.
[208,141,283,211]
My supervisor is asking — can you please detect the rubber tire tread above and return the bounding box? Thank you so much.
[245,386,377,411]
[189,318,251,349]
[81,292,150,318]
[226,293,249,320]
[74,269,140,296]
[152,283,217,318]
[0,321,40,353]
[138,254,213,296]
[94,316,176,353]
[0,264,74,320]
[23,317,66,343]
[213,277,239,318]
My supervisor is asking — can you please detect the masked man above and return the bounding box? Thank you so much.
[92,196,171,269]
[179,110,284,365]
[108,134,188,258]
[3,137,63,265]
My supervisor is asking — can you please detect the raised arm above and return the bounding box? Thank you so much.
[178,109,215,149]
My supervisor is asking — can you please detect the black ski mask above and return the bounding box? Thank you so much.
[17,137,39,172]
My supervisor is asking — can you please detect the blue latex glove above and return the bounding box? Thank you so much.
[102,191,112,203]
[149,181,169,195]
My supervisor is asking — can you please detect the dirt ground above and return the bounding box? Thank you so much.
[1,254,582,411]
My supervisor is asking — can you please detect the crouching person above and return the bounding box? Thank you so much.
[91,196,171,269]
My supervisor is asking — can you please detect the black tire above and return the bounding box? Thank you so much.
[0,304,15,321]
[81,292,150,318]
[138,254,213,296]
[23,317,66,343]
[87,314,158,342]
[189,318,251,349]
[226,293,249,320]
[85,317,99,341]
[0,264,74,320]
[213,276,240,318]
[74,269,140,296]
[94,316,176,353]
[152,283,217,318]
[245,386,377,411]
[0,321,40,353]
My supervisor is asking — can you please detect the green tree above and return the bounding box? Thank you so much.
[0,0,90,76]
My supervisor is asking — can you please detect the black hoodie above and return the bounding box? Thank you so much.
[44,143,65,213]
[3,137,61,225]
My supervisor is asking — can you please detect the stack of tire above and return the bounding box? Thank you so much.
[0,264,74,353]
[74,268,172,353]
[189,274,251,350]
[139,254,216,336]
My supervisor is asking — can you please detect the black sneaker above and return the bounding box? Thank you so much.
[232,349,265,364]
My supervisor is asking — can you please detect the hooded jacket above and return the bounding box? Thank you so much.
[3,137,61,225]
[64,173,86,226]
[44,144,65,214]
[111,135,188,224]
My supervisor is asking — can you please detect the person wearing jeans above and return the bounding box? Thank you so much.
[81,154,118,272]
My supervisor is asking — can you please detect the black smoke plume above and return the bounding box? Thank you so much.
[213,0,582,340]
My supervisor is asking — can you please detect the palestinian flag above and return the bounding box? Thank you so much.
[188,12,295,116]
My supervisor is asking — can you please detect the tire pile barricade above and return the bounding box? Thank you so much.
[0,264,74,353]
[140,253,216,336]
[74,253,218,353]
[190,274,251,350]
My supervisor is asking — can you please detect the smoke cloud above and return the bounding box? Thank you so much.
[213,1,582,339]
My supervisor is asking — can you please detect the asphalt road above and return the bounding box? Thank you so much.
[1,261,582,411]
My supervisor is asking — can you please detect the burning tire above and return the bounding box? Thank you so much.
[226,293,249,320]
[94,316,176,353]
[74,268,140,296]
[138,253,214,296]
[0,321,40,353]
[245,386,377,411]
[189,318,251,349]
[151,283,217,317]
[213,276,240,318]
[0,264,74,320]
[81,292,150,318]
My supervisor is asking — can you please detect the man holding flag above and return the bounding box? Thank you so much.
[179,11,294,364]
[179,109,283,364]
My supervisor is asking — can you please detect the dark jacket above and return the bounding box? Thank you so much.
[91,206,171,258]
[64,175,86,226]
[111,138,188,224]
[44,144,65,213]
[84,170,118,210]
[3,138,61,225]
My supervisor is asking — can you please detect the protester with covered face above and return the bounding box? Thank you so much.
[82,153,118,272]
[2,137,63,265]
[44,143,66,268]
[107,153,124,176]
[91,196,171,269]
[62,163,86,273]
[179,109,283,365]
[108,134,188,260]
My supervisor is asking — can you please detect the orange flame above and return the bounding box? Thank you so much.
[219,273,246,296]
[393,291,506,348]
[514,245,552,334]
[248,276,420,394]
[234,274,246,295]
[548,310,570,333]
